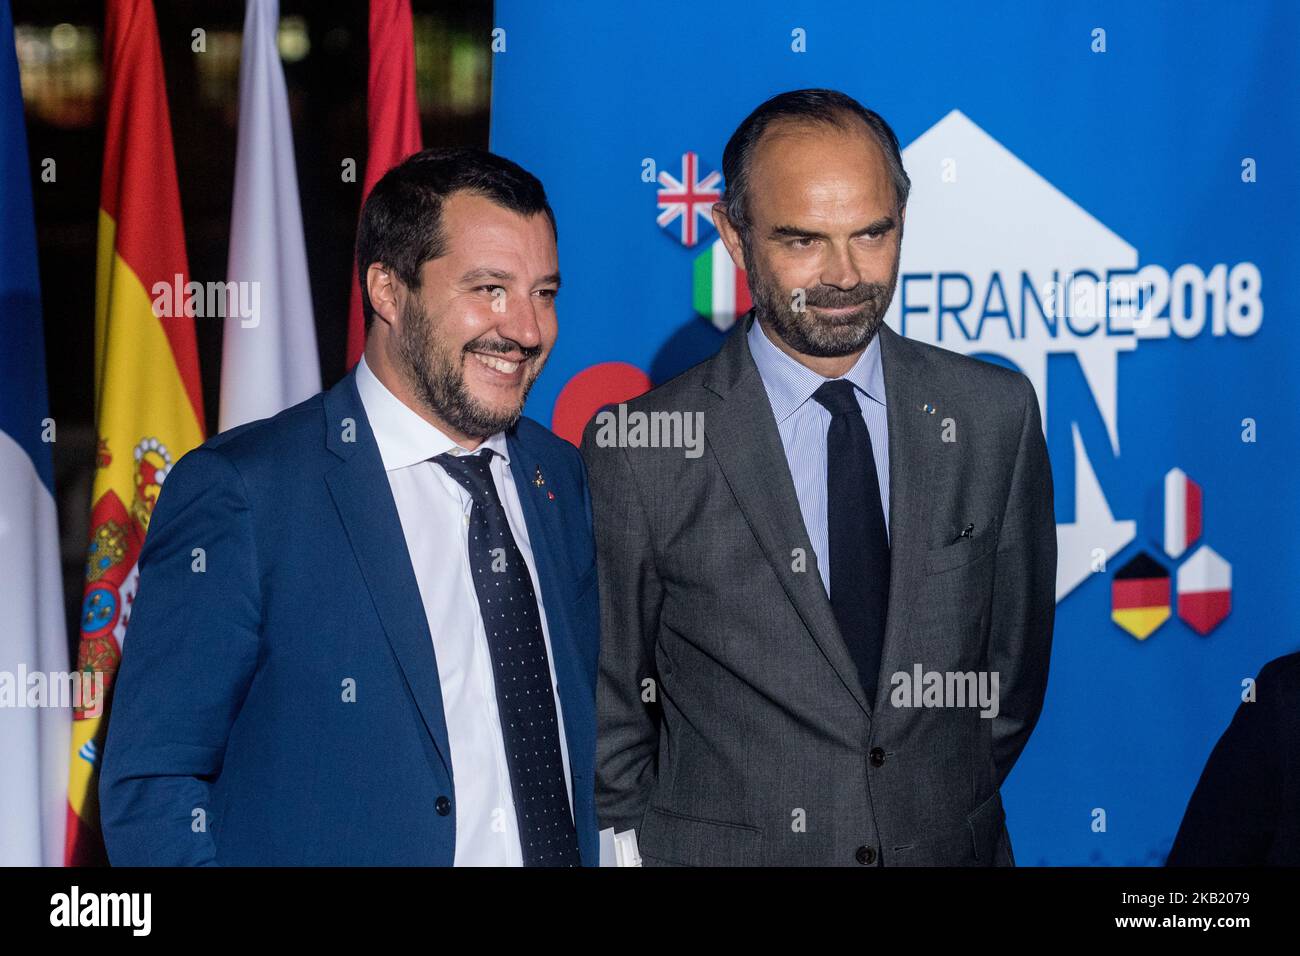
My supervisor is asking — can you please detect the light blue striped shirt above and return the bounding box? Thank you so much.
[747,317,890,596]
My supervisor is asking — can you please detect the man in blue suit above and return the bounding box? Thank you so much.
[100,147,600,865]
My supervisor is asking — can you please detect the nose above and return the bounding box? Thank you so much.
[495,294,544,352]
[820,241,862,291]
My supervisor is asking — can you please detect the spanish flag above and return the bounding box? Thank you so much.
[66,0,205,866]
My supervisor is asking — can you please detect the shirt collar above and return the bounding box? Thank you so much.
[354,355,510,472]
[747,314,887,424]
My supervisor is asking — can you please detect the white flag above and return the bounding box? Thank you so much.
[0,433,67,867]
[220,0,320,432]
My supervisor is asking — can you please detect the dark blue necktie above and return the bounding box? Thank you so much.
[812,380,890,708]
[433,448,581,867]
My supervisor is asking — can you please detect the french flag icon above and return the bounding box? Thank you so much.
[1162,467,1202,559]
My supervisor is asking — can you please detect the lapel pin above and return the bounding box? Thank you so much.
[547,491,556,501]
[922,402,936,415]
[959,523,975,538]
[533,466,545,487]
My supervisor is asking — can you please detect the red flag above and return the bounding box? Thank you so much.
[345,0,424,368]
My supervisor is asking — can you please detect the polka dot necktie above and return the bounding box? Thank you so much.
[433,448,581,867]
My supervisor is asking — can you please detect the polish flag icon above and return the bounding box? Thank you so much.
[1176,545,1232,635]
[1162,467,1202,559]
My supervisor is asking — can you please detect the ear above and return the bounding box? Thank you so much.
[365,263,401,330]
[711,203,748,272]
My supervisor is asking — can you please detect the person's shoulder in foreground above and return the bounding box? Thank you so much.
[1167,650,1300,866]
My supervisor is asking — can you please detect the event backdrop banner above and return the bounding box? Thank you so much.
[490,0,1300,864]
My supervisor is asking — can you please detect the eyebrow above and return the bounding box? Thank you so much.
[458,268,562,289]
[459,268,514,284]
[768,216,897,240]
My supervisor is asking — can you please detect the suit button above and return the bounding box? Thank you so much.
[855,845,877,865]
[869,747,886,767]
[435,796,452,816]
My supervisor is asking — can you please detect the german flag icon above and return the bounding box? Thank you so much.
[1112,552,1172,640]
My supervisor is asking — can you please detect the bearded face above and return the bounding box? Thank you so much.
[381,191,560,442]
[395,290,546,440]
[743,229,899,357]
[716,119,906,368]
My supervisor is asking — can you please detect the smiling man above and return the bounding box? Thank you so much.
[582,89,1057,866]
[100,148,601,866]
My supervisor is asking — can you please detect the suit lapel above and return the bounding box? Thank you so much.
[875,322,944,705]
[703,319,873,717]
[506,434,573,583]
[321,372,453,782]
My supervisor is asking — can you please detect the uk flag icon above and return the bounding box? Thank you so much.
[657,151,722,247]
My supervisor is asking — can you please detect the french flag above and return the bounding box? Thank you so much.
[0,0,69,866]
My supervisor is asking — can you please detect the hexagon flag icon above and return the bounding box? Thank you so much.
[1177,545,1232,635]
[693,236,751,332]
[1162,467,1203,559]
[1111,551,1171,640]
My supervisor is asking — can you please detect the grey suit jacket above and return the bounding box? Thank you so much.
[580,314,1056,866]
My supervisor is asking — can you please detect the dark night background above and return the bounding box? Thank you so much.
[12,0,494,660]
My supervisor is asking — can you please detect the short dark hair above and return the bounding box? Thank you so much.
[720,88,910,238]
[355,146,558,329]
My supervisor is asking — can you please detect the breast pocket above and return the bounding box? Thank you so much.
[913,528,998,637]
[924,526,997,575]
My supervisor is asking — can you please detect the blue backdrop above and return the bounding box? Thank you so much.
[491,0,1300,865]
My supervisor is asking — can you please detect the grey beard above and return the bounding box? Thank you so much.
[744,237,899,358]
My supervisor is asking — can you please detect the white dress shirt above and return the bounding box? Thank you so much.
[355,356,573,866]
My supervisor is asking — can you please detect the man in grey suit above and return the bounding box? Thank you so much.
[580,89,1057,866]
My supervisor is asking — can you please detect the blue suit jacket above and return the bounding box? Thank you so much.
[99,370,601,865]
